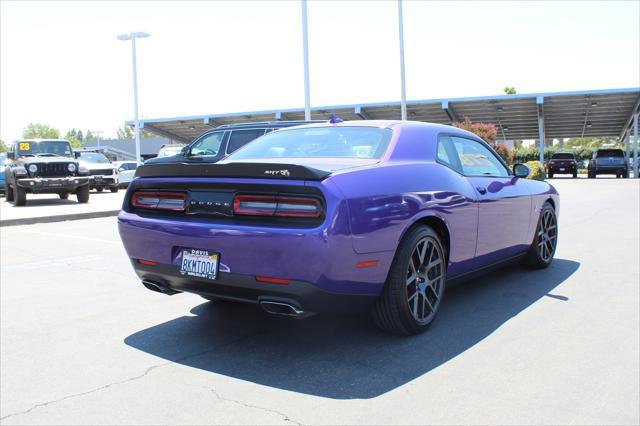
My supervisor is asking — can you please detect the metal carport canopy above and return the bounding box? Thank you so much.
[133,87,640,144]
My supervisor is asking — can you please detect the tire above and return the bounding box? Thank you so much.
[96,187,103,193]
[14,185,26,206]
[5,182,13,202]
[372,225,447,335]
[572,172,577,179]
[588,170,595,179]
[59,192,69,199]
[76,185,90,203]
[623,170,629,178]
[110,186,119,193]
[548,172,553,179]
[523,202,557,269]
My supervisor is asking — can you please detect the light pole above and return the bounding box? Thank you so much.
[301,0,311,121]
[117,31,150,166]
[90,130,103,149]
[397,0,407,121]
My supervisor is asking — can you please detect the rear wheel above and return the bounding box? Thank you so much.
[572,172,577,178]
[77,185,90,203]
[548,172,553,178]
[5,182,14,202]
[372,225,446,335]
[96,187,103,193]
[59,192,69,199]
[623,170,629,178]
[588,170,595,178]
[14,186,26,206]
[110,186,119,193]
[523,202,557,269]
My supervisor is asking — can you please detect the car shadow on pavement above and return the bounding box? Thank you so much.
[124,258,579,399]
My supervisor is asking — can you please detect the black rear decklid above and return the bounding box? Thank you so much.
[135,162,331,181]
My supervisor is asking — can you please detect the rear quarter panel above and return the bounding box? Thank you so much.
[328,162,479,278]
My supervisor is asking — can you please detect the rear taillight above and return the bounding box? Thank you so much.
[233,195,321,218]
[131,192,186,211]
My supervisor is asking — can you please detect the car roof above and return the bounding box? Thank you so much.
[213,120,322,130]
[14,139,70,143]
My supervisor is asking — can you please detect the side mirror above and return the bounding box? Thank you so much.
[74,152,81,159]
[7,152,15,160]
[513,163,530,178]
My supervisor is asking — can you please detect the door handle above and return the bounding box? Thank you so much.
[476,186,487,195]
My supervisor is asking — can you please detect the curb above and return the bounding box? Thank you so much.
[0,210,120,227]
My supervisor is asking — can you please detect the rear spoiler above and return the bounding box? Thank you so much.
[134,162,332,181]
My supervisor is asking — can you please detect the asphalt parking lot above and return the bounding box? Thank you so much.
[1,178,638,425]
[0,191,125,226]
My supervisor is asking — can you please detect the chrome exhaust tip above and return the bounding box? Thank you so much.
[141,279,179,295]
[259,300,306,317]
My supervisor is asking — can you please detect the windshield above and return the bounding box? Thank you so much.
[79,152,110,163]
[596,149,624,158]
[17,141,73,157]
[226,127,393,161]
[551,153,575,160]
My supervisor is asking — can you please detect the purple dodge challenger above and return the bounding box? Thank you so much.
[118,121,559,335]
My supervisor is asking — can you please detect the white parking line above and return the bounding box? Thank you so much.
[1,228,121,245]
[3,254,104,271]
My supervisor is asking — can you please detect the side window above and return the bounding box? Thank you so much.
[450,136,509,177]
[190,132,224,156]
[226,129,266,154]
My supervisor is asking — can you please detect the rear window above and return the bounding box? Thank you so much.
[551,153,576,160]
[596,149,624,158]
[226,127,392,160]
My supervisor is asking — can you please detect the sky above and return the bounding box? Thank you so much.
[1,0,639,142]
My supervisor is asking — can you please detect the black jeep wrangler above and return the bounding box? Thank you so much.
[4,139,90,206]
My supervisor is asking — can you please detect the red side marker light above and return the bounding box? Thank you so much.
[255,276,291,285]
[137,259,157,266]
[356,260,379,268]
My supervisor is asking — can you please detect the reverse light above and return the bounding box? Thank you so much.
[131,192,186,211]
[233,195,321,218]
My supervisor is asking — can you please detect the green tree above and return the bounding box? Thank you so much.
[116,125,134,139]
[22,123,60,139]
[64,130,84,148]
[0,139,8,153]
[116,125,154,139]
[503,86,517,95]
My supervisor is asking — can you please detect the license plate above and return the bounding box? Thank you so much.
[559,168,565,171]
[94,176,103,182]
[180,248,219,280]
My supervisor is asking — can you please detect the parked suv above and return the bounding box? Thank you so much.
[76,151,119,192]
[144,121,317,165]
[3,139,90,206]
[546,152,578,178]
[588,149,628,178]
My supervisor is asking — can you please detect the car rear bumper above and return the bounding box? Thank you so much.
[16,176,89,191]
[130,260,377,314]
[547,164,577,173]
[593,165,627,174]
[118,210,393,298]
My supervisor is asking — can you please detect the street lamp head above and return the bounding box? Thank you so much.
[117,32,150,41]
